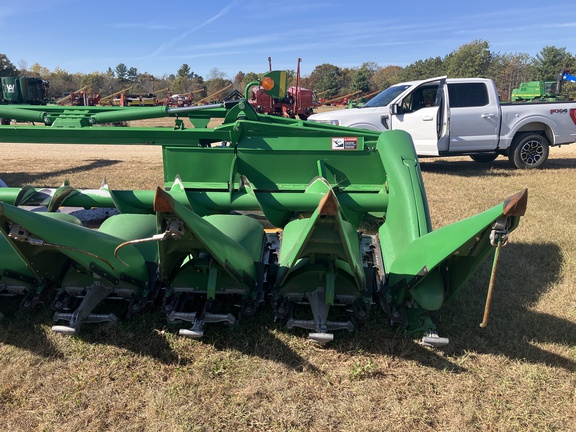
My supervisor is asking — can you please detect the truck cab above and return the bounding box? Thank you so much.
[309,77,501,156]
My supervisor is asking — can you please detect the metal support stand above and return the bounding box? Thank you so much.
[52,282,116,335]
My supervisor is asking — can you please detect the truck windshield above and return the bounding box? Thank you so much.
[362,84,411,108]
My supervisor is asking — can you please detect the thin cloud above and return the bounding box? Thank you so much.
[149,0,240,57]
[108,22,173,31]
[174,36,278,53]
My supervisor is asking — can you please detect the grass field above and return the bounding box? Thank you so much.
[0,133,575,431]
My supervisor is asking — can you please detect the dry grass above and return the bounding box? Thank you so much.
[1,136,576,431]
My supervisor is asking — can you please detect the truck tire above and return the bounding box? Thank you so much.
[508,133,549,169]
[470,153,498,163]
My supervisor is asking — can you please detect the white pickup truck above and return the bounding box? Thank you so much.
[308,77,576,168]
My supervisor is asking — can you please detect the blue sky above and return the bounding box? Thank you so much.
[2,0,576,79]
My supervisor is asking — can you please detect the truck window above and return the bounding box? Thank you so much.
[362,84,410,108]
[447,83,489,108]
[401,85,439,113]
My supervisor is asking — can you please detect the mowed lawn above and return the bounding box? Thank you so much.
[0,138,575,431]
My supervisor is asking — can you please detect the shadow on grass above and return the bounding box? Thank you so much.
[202,310,323,373]
[420,157,514,177]
[80,309,323,372]
[539,155,576,169]
[0,242,570,373]
[2,159,122,186]
[299,240,573,374]
[0,300,183,364]
[0,306,64,358]
[0,304,322,372]
[432,241,576,372]
[419,155,576,175]
[77,312,184,364]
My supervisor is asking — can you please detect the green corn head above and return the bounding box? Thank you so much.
[0,73,527,345]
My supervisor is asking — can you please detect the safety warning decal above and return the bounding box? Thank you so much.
[331,137,358,150]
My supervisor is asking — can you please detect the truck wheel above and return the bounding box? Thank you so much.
[470,153,498,163]
[509,134,549,169]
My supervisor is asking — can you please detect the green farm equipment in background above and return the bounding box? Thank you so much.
[0,71,527,346]
[1,76,49,124]
[1,76,48,105]
[511,80,564,102]
[510,68,576,102]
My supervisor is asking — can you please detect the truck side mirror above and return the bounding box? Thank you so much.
[391,104,403,115]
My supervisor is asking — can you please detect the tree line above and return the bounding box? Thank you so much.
[1,40,575,102]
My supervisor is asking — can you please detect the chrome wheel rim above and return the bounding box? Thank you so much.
[520,140,543,165]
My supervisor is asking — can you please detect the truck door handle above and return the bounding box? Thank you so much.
[422,116,434,121]
[481,113,495,118]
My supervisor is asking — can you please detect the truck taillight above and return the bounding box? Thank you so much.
[571,109,576,125]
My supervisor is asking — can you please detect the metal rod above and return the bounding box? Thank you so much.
[480,236,502,328]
